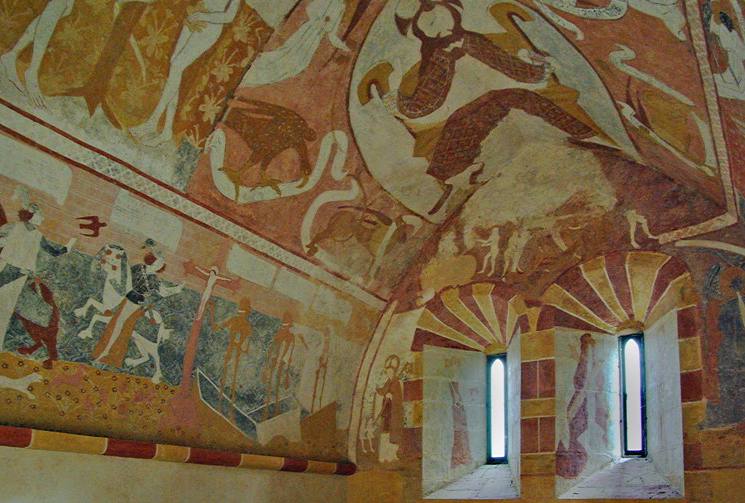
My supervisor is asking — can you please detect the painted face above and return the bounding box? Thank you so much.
[151,257,166,272]
[417,4,455,38]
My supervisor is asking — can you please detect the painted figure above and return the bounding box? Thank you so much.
[242,0,350,86]
[707,0,745,100]
[0,192,75,351]
[76,244,176,382]
[557,333,597,479]
[92,244,183,374]
[449,381,473,468]
[261,313,307,420]
[0,0,76,107]
[373,354,412,463]
[476,226,502,276]
[705,273,745,427]
[131,0,246,145]
[14,278,61,370]
[378,0,598,214]
[213,297,254,419]
[311,328,331,413]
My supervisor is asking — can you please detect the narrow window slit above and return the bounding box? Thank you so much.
[620,335,646,457]
[487,354,507,463]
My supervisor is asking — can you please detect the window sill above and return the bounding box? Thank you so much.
[558,458,683,499]
[425,464,519,500]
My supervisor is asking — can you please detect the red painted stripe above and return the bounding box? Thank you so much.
[677,307,698,339]
[647,258,688,319]
[280,458,309,473]
[604,252,633,318]
[558,266,617,328]
[0,102,389,305]
[537,306,556,331]
[0,425,32,448]
[411,329,481,352]
[104,438,157,459]
[680,370,703,403]
[187,448,241,467]
[334,463,357,476]
[403,379,423,402]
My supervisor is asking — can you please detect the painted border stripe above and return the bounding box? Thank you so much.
[0,425,32,448]
[240,453,284,471]
[104,438,158,459]
[187,448,242,467]
[0,426,356,475]
[334,463,357,475]
[280,458,309,473]
[30,429,106,455]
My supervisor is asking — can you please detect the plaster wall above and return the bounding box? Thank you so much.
[507,330,522,489]
[555,328,619,496]
[0,445,347,503]
[645,311,685,494]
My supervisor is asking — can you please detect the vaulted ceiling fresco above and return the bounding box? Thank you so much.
[1,0,739,302]
[1,0,745,499]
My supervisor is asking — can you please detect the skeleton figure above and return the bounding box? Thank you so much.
[213,297,253,420]
[311,328,331,413]
[261,313,307,420]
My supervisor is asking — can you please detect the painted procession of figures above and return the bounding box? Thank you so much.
[0,187,336,439]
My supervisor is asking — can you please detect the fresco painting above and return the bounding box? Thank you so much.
[0,0,744,501]
[0,145,376,460]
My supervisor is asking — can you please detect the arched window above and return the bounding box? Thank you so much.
[620,334,646,457]
[487,354,507,463]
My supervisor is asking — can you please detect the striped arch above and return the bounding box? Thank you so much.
[541,251,696,334]
[413,282,533,353]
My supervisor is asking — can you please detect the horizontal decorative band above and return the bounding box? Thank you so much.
[0,425,356,476]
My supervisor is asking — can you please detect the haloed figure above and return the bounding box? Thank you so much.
[373,354,410,463]
[130,0,245,145]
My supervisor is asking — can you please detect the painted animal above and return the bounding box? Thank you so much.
[75,244,131,338]
[74,244,171,382]
[219,98,317,196]
[306,206,410,282]
[15,278,60,370]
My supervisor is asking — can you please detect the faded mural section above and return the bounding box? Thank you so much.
[0,131,376,461]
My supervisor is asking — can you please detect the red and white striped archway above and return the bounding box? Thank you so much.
[541,251,696,334]
[413,282,535,352]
